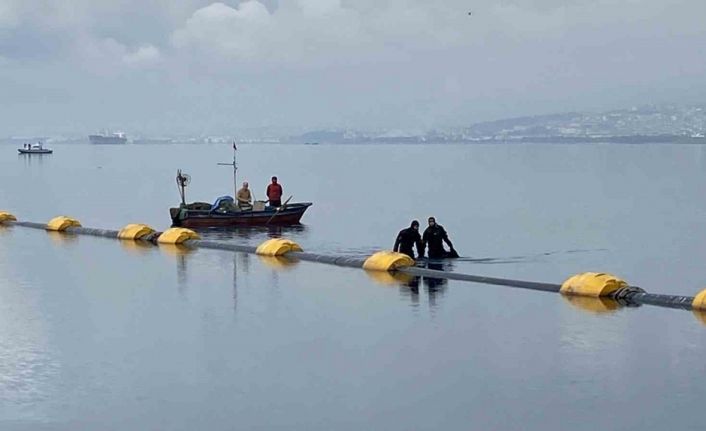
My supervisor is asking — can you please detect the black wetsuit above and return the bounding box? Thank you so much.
[394,227,423,259]
[422,224,453,259]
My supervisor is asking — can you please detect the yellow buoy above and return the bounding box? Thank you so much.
[255,238,303,256]
[560,272,628,297]
[0,211,17,223]
[362,251,415,272]
[46,216,81,231]
[691,289,706,311]
[157,227,200,244]
[118,223,156,240]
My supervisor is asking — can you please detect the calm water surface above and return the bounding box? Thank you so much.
[1,142,706,430]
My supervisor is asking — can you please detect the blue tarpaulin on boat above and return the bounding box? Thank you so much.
[211,196,234,211]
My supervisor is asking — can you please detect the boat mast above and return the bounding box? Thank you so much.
[218,140,238,197]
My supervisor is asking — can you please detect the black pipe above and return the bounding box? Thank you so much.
[66,227,119,239]
[12,221,48,230]
[399,266,562,293]
[4,219,700,313]
[621,291,694,310]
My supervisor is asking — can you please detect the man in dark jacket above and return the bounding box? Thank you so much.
[393,220,424,259]
[422,216,457,259]
[266,176,283,207]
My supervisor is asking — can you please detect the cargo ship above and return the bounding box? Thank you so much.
[88,131,127,144]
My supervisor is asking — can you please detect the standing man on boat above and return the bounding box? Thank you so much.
[236,181,252,210]
[393,220,424,259]
[422,217,457,259]
[266,176,283,207]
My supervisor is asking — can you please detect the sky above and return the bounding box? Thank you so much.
[1,0,706,136]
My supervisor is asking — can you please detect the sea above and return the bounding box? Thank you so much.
[1,141,706,430]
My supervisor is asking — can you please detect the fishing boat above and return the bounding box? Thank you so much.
[169,144,312,228]
[18,142,53,154]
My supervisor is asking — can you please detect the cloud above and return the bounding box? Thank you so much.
[170,0,476,67]
[1,0,706,134]
[0,2,19,28]
[172,1,361,65]
[168,0,706,71]
[172,1,273,60]
[123,44,162,67]
[74,36,161,72]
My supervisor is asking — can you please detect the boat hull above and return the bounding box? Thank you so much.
[18,149,52,154]
[170,203,312,228]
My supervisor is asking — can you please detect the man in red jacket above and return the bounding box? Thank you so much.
[266,176,283,207]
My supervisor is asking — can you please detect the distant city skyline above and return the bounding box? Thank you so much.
[2,0,706,136]
[4,103,705,144]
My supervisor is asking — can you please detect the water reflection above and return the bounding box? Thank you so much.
[398,275,420,307]
[561,295,623,315]
[423,262,448,309]
[46,231,78,246]
[391,261,453,310]
[118,239,155,255]
[196,224,307,242]
[177,251,188,297]
[258,255,299,270]
[232,253,254,313]
[692,310,706,326]
[366,270,414,286]
[163,244,245,313]
[19,152,49,167]
[231,253,241,313]
[195,226,307,298]
[159,244,194,297]
[238,252,251,275]
[159,243,193,256]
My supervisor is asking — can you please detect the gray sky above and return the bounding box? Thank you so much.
[1,0,705,136]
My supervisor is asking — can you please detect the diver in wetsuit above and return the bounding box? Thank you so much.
[422,216,457,259]
[393,220,424,259]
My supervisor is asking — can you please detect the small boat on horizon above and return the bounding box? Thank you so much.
[18,142,53,154]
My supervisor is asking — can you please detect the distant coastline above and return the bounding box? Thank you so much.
[281,134,706,145]
[3,105,705,146]
[3,134,706,145]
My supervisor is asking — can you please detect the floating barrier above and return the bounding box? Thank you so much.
[0,214,703,318]
[158,227,200,244]
[363,251,416,271]
[256,238,303,256]
[560,272,628,297]
[0,211,17,223]
[692,289,706,310]
[118,224,156,240]
[46,216,81,231]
